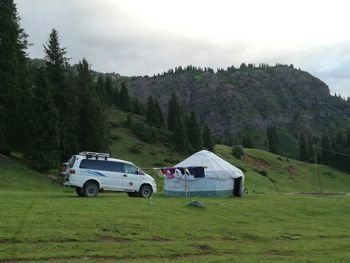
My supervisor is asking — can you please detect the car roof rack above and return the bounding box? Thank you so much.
[79,151,110,160]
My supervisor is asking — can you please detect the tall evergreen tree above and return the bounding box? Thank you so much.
[104,76,114,104]
[28,69,60,170]
[119,82,133,112]
[95,75,106,103]
[174,117,193,154]
[77,58,108,152]
[43,28,74,160]
[154,98,164,127]
[187,112,203,151]
[44,28,67,87]
[0,0,29,153]
[203,126,215,152]
[242,135,254,148]
[167,92,180,131]
[267,126,279,154]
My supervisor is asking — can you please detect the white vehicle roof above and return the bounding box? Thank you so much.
[74,152,134,166]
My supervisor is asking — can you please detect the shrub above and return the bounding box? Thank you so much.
[129,145,141,154]
[232,145,244,159]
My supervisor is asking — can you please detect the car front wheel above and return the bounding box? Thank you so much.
[139,185,153,198]
[83,182,99,197]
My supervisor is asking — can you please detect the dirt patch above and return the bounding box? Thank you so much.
[148,236,170,242]
[196,244,213,251]
[244,154,269,169]
[97,236,130,243]
[287,165,297,176]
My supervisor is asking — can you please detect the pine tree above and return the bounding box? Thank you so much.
[174,117,193,154]
[321,135,330,164]
[119,82,133,112]
[242,135,254,148]
[0,0,29,153]
[28,69,60,170]
[104,76,114,104]
[187,112,203,151]
[299,134,308,161]
[203,126,215,152]
[133,98,142,115]
[77,58,108,152]
[95,75,106,103]
[44,29,67,87]
[167,92,180,130]
[154,98,164,127]
[44,28,75,161]
[113,86,120,107]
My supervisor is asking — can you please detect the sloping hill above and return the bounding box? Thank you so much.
[216,145,350,193]
[1,109,350,193]
[0,154,59,191]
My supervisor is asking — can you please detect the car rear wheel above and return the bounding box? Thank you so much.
[76,187,84,197]
[139,185,153,198]
[83,182,99,197]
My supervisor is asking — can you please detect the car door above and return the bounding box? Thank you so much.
[122,163,142,190]
[98,161,125,191]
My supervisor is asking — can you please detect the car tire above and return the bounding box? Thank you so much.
[139,185,153,198]
[83,181,99,197]
[76,187,84,197]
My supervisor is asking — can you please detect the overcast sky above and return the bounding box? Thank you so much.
[16,0,350,97]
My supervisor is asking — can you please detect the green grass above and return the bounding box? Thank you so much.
[0,191,350,262]
[1,112,350,262]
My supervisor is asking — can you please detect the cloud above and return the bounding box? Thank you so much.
[16,0,350,97]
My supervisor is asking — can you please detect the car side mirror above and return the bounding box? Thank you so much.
[135,169,140,174]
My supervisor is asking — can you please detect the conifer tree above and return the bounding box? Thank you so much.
[174,117,193,154]
[133,98,142,115]
[203,126,215,152]
[242,135,254,148]
[154,98,164,127]
[119,82,133,112]
[95,75,106,103]
[104,76,114,104]
[0,0,29,153]
[77,58,108,151]
[187,112,203,151]
[28,69,60,170]
[167,92,180,131]
[113,86,120,107]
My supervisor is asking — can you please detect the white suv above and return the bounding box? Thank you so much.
[62,152,157,198]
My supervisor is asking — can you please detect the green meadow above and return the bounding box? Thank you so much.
[1,124,350,262]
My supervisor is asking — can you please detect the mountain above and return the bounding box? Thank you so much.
[124,64,350,158]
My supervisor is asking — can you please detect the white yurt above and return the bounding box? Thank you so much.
[164,150,245,197]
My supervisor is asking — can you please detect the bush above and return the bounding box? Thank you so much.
[131,121,157,143]
[129,145,141,154]
[232,145,244,159]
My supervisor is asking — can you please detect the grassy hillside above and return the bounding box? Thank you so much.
[0,155,59,192]
[1,109,350,194]
[215,145,350,194]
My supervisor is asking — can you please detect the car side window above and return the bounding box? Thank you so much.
[124,164,140,174]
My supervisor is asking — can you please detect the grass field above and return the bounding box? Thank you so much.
[1,119,350,262]
[1,190,350,262]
